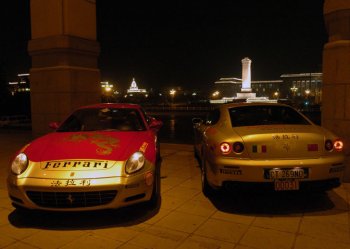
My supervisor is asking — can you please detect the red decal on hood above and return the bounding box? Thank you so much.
[66,133,119,155]
[139,142,148,153]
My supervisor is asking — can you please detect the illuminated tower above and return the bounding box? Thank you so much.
[241,57,252,92]
[236,57,256,100]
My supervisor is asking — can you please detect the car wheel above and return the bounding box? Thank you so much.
[201,156,215,197]
[194,146,203,168]
[147,162,161,207]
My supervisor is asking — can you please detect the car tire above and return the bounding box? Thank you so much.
[194,145,199,159]
[147,162,161,208]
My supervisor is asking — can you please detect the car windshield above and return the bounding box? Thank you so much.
[229,105,311,127]
[57,108,146,132]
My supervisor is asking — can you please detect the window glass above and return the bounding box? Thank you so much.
[229,105,310,127]
[57,108,146,132]
[205,109,220,125]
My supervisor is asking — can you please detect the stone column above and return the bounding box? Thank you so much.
[323,0,350,182]
[241,57,252,92]
[28,0,100,136]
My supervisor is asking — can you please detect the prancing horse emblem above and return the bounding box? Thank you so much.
[67,194,74,204]
[282,143,290,152]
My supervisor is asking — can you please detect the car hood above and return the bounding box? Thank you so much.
[22,131,156,162]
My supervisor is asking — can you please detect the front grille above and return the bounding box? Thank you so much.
[26,190,117,208]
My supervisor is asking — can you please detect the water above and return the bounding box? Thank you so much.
[151,112,207,144]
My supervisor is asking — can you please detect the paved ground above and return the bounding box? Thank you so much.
[0,130,350,249]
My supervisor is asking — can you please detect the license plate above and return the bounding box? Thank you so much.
[274,179,299,191]
[269,168,305,179]
[50,179,91,187]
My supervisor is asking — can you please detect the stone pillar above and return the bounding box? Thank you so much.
[28,0,100,136]
[323,0,350,182]
[241,57,252,92]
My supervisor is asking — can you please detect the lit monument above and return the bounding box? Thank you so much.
[236,57,256,99]
[241,57,252,92]
[127,78,147,94]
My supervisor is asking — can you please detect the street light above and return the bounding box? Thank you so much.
[305,89,310,96]
[169,89,176,103]
[212,91,220,98]
[290,86,298,95]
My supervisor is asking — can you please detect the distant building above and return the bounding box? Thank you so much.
[212,58,322,105]
[8,73,30,95]
[123,78,148,103]
[214,73,322,105]
[127,78,147,95]
[214,77,282,100]
[280,73,322,104]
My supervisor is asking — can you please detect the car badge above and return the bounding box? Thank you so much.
[282,143,290,152]
[67,194,74,204]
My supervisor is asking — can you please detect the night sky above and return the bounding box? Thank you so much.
[1,0,327,92]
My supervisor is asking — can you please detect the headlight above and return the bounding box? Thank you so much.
[11,153,28,175]
[125,152,145,174]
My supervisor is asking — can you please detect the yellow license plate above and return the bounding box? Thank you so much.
[50,179,91,187]
[274,179,299,191]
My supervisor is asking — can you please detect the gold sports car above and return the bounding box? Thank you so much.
[7,103,162,211]
[192,103,345,195]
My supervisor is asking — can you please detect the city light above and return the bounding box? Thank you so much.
[101,81,114,93]
[212,91,220,97]
[290,86,298,95]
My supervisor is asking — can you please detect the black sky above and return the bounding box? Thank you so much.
[96,0,327,91]
[1,0,327,92]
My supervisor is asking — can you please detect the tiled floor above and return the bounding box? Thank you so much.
[0,131,349,249]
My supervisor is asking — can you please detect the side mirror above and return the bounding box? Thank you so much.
[49,122,60,130]
[192,117,203,125]
[149,118,163,131]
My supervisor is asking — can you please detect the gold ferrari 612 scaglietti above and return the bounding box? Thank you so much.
[192,103,345,195]
[7,103,162,211]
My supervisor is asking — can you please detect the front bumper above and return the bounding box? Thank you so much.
[7,171,155,211]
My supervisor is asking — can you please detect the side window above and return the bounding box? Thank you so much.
[205,109,220,125]
[139,108,150,123]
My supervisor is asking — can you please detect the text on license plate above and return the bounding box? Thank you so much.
[274,179,299,191]
[269,169,305,179]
